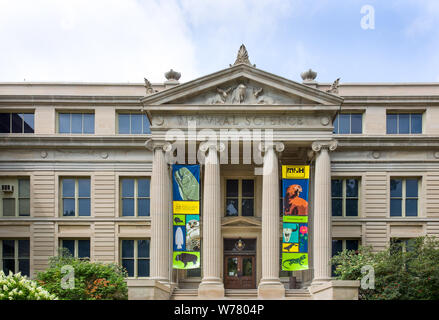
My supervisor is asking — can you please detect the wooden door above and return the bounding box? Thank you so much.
[224,255,256,289]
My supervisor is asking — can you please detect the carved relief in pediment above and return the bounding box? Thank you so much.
[175,81,306,105]
[208,83,274,105]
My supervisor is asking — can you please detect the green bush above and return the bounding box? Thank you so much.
[37,249,128,300]
[331,236,439,300]
[0,271,57,300]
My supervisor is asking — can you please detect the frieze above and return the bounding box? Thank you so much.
[151,114,316,128]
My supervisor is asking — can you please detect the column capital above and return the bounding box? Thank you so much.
[258,141,285,153]
[145,139,172,152]
[199,141,226,153]
[311,140,338,152]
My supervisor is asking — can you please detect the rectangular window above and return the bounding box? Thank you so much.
[331,178,359,217]
[386,113,422,134]
[390,178,419,217]
[120,178,150,217]
[331,239,359,276]
[333,113,362,134]
[61,178,91,217]
[60,239,90,259]
[118,113,151,134]
[121,239,150,277]
[0,178,30,217]
[390,238,415,254]
[0,239,30,276]
[0,113,34,134]
[186,267,201,278]
[225,179,254,217]
[58,113,95,134]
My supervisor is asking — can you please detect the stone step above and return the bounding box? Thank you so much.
[171,288,312,300]
[224,289,258,300]
[170,289,199,300]
[284,289,312,300]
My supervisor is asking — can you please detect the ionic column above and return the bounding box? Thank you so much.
[146,139,171,282]
[258,142,285,299]
[311,140,337,283]
[198,142,225,299]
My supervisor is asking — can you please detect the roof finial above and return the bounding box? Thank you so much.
[164,69,181,82]
[231,44,255,67]
[301,69,318,82]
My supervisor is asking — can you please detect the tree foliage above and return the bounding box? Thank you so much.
[331,236,439,300]
[36,249,128,300]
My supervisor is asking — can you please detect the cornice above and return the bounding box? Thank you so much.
[332,217,438,223]
[336,135,439,148]
[341,95,439,106]
[0,95,143,106]
[0,217,152,223]
[0,135,151,148]
[144,104,340,113]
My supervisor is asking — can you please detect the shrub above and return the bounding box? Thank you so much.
[331,236,439,300]
[0,271,57,300]
[37,249,128,300]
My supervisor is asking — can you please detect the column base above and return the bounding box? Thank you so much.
[198,279,225,299]
[257,280,285,300]
[310,278,332,286]
[309,280,360,300]
[127,279,172,300]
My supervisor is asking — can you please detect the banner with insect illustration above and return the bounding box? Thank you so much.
[281,165,310,271]
[172,164,201,269]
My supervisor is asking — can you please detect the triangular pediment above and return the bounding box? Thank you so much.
[221,216,262,228]
[141,64,343,106]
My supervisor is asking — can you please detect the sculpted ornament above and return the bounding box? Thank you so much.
[326,78,340,94]
[145,139,172,152]
[311,140,338,152]
[208,83,275,105]
[144,78,157,95]
[208,87,232,104]
[232,84,247,104]
[231,44,255,67]
[320,116,330,126]
[199,141,226,153]
[258,141,285,153]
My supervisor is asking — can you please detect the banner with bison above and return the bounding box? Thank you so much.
[172,164,201,269]
[281,165,309,271]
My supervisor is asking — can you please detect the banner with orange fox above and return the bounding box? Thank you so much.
[281,165,309,271]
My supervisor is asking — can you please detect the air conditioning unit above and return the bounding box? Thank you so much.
[1,185,13,193]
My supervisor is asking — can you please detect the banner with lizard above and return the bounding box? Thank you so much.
[281,165,310,271]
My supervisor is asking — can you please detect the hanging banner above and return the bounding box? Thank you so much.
[281,165,310,271]
[172,165,201,269]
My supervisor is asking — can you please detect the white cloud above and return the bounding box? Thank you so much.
[404,0,439,37]
[0,0,339,83]
[0,0,198,82]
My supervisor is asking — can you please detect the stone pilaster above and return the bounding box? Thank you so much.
[258,142,286,299]
[311,140,337,284]
[146,139,172,283]
[198,142,225,299]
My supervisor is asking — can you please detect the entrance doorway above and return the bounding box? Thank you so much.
[224,255,256,289]
[223,238,256,289]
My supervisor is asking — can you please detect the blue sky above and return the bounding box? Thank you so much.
[0,0,438,83]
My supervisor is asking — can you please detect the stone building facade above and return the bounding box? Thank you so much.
[0,47,438,299]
